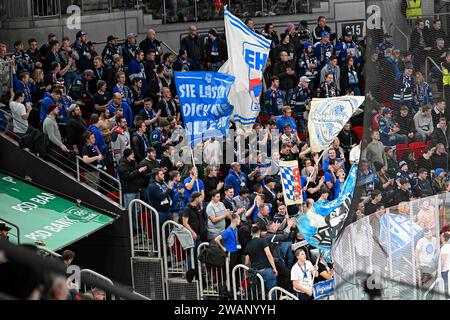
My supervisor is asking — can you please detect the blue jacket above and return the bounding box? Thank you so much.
[87,124,107,155]
[314,41,334,69]
[13,74,36,105]
[263,88,284,116]
[276,116,296,132]
[335,40,361,65]
[108,101,133,129]
[40,92,58,122]
[128,59,148,93]
[224,170,248,197]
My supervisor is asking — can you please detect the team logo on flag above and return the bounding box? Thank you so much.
[279,161,303,206]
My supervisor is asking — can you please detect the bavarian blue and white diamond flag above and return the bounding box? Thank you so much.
[308,96,365,152]
[279,160,303,206]
[219,8,271,133]
[297,164,358,262]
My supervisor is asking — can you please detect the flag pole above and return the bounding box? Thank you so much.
[190,145,200,192]
[303,151,325,191]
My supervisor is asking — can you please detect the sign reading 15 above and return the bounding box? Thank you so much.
[342,22,364,38]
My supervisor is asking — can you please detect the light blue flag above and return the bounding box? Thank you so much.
[174,71,235,147]
[297,164,358,261]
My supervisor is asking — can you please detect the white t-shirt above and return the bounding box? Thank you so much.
[440,243,450,272]
[349,145,361,164]
[291,260,314,293]
[10,101,28,134]
[416,236,438,267]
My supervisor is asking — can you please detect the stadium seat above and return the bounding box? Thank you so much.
[353,126,364,141]
[409,142,427,162]
[396,144,409,161]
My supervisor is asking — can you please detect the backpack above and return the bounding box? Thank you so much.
[197,240,227,268]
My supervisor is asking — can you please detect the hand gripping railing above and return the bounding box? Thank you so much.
[268,286,299,300]
[197,242,231,300]
[232,264,265,300]
[80,268,115,300]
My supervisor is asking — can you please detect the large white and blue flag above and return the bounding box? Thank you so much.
[174,71,235,147]
[308,96,365,152]
[219,9,271,133]
[297,164,358,261]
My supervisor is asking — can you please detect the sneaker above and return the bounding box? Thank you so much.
[255,11,262,16]
[268,11,276,16]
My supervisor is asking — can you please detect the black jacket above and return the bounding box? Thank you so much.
[118,157,143,193]
[431,127,449,149]
[139,157,160,186]
[66,116,87,153]
[181,35,205,63]
[272,61,295,90]
[131,132,149,165]
[147,178,173,212]
[431,152,448,171]
[413,178,435,198]
[205,38,227,64]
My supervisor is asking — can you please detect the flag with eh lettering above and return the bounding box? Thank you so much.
[308,96,365,152]
[174,71,235,147]
[219,9,271,133]
[279,161,303,206]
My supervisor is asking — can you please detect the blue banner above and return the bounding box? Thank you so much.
[313,279,335,299]
[297,164,358,262]
[174,71,235,147]
[379,213,422,257]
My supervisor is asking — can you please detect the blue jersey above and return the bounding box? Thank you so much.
[113,84,133,106]
[108,101,133,129]
[263,88,284,116]
[150,128,168,158]
[314,41,334,69]
[128,58,148,93]
[335,40,361,65]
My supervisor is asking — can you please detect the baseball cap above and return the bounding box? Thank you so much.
[127,33,137,38]
[345,30,353,37]
[321,31,330,37]
[190,191,202,202]
[76,31,87,38]
[107,35,119,42]
[83,69,94,77]
[399,161,407,169]
[435,168,445,177]
[299,76,311,83]
[382,108,392,116]
[0,223,11,232]
[208,28,219,37]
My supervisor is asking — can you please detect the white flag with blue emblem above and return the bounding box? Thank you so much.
[308,96,365,152]
[219,9,271,133]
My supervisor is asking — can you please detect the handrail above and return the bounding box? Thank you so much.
[423,278,440,300]
[231,264,265,300]
[0,108,123,207]
[424,55,445,84]
[80,268,115,300]
[388,22,410,51]
[160,40,177,56]
[38,247,62,257]
[268,286,299,300]
[131,291,151,300]
[75,155,123,207]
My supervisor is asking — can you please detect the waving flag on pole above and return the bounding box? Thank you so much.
[297,164,358,261]
[308,96,365,152]
[279,161,303,206]
[219,8,271,133]
[174,71,235,147]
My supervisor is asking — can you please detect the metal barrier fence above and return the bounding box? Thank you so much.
[232,264,265,300]
[197,242,230,300]
[80,268,115,300]
[333,193,450,300]
[0,218,20,246]
[129,199,161,257]
[162,220,195,279]
[268,286,299,300]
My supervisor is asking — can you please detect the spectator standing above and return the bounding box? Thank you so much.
[312,16,332,44]
[320,56,340,91]
[215,213,242,275]
[439,232,450,299]
[139,148,160,187]
[206,190,231,240]
[150,119,171,159]
[118,149,147,209]
[182,191,207,246]
[66,104,86,155]
[81,132,104,190]
[413,168,434,197]
[393,64,415,111]
[184,165,205,202]
[431,99,446,128]
[431,143,448,171]
[87,113,108,157]
[225,162,248,197]
[409,20,432,72]
[263,76,284,117]
[314,32,334,70]
[340,56,360,95]
[43,104,69,155]
[131,120,150,164]
[147,168,175,227]
[72,31,92,72]
[102,35,120,68]
[244,224,278,294]
[291,248,317,300]
[128,50,148,94]
[413,71,432,109]
[181,26,205,70]
[414,105,434,142]
[272,51,296,104]
[122,33,138,66]
[204,165,224,202]
[430,117,449,150]
[318,72,339,98]
[297,43,319,84]
[108,92,133,130]
[9,90,32,137]
[395,105,416,143]
[111,116,131,165]
[139,29,163,65]
[205,28,227,72]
